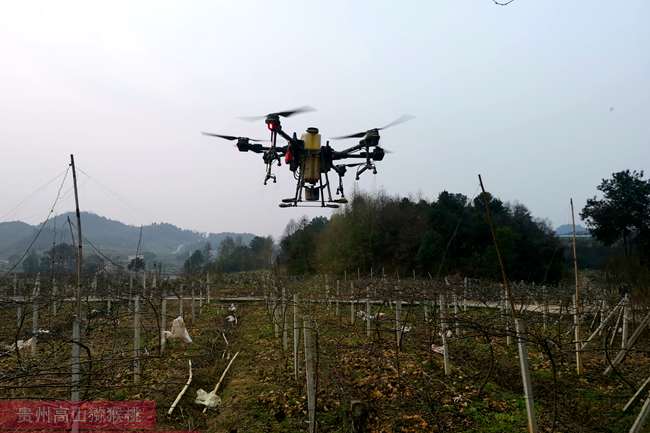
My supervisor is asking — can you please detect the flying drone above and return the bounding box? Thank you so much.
[202,107,413,208]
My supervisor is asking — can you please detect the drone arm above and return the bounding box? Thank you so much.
[332,152,366,161]
[275,128,294,143]
[332,148,385,162]
[246,143,287,155]
[337,141,367,155]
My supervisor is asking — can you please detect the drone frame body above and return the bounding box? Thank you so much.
[203,108,410,208]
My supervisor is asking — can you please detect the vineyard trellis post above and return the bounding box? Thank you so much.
[622,294,630,350]
[129,272,133,310]
[293,293,300,381]
[52,275,57,316]
[179,286,184,317]
[160,290,167,355]
[282,287,288,353]
[366,297,372,338]
[515,318,538,433]
[630,395,650,433]
[335,280,340,318]
[32,273,40,355]
[70,153,83,402]
[395,299,402,349]
[453,293,460,337]
[191,285,196,323]
[439,293,450,376]
[134,293,141,383]
[303,315,317,433]
[570,198,583,375]
[206,272,211,304]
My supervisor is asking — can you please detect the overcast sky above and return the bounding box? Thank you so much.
[1,1,648,238]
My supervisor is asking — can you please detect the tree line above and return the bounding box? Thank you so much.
[279,191,565,283]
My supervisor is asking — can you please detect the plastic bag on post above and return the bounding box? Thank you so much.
[163,316,192,343]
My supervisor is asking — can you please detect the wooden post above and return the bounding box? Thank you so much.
[303,316,316,433]
[293,294,300,381]
[134,294,141,383]
[570,198,582,375]
[179,287,184,316]
[350,299,355,325]
[515,318,539,433]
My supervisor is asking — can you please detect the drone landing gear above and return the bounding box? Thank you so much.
[264,173,276,185]
[278,170,342,208]
[355,162,377,180]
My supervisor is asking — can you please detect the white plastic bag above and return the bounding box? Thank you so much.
[4,337,35,352]
[194,388,222,409]
[163,316,192,343]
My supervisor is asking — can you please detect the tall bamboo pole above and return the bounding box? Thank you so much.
[570,198,582,375]
[478,175,516,318]
[70,154,82,402]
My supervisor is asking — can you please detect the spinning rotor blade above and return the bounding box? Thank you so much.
[331,114,415,140]
[201,132,268,142]
[378,114,415,130]
[239,106,316,121]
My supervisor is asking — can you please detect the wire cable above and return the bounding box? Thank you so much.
[0,168,69,222]
[1,166,71,278]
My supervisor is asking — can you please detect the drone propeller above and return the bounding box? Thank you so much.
[239,106,316,122]
[201,132,269,142]
[331,114,415,140]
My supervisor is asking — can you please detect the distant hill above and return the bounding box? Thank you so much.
[0,212,256,265]
[555,224,590,237]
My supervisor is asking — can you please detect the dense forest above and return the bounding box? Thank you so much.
[278,191,566,283]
